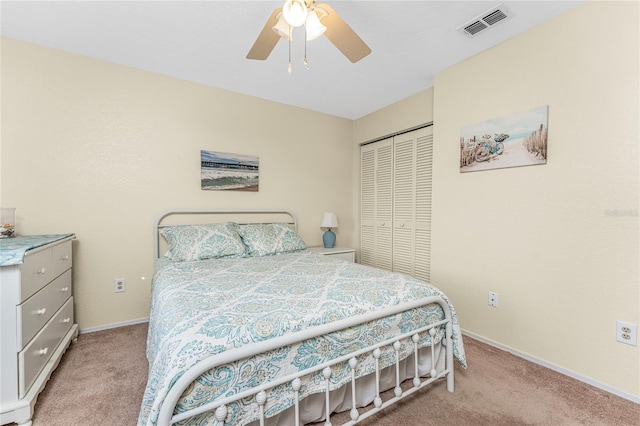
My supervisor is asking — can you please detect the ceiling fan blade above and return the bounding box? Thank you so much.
[316,3,371,63]
[246,7,282,60]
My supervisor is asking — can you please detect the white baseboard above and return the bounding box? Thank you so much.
[79,317,149,334]
[462,330,640,404]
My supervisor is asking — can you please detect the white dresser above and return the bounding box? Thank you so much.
[309,246,356,262]
[0,235,78,426]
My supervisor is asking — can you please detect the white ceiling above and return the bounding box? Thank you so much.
[1,0,583,120]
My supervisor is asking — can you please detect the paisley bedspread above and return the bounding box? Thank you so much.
[139,252,466,425]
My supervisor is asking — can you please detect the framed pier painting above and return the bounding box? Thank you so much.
[200,150,259,191]
[460,105,548,173]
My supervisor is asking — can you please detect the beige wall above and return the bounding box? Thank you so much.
[432,1,638,399]
[0,38,355,329]
[352,88,433,145]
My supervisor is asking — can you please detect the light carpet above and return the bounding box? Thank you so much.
[23,323,639,425]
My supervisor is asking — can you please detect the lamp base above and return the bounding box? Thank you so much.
[323,229,336,248]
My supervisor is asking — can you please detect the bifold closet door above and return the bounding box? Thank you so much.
[393,127,433,282]
[360,126,433,281]
[360,137,393,270]
[392,132,415,276]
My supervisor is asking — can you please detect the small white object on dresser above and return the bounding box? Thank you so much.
[0,234,78,426]
[309,246,356,262]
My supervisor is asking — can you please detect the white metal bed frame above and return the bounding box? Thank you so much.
[152,210,455,426]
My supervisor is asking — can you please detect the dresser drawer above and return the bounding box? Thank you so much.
[51,241,73,282]
[19,297,74,398]
[19,247,55,302]
[19,240,72,303]
[17,269,72,350]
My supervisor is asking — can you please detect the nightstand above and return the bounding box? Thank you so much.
[309,246,356,262]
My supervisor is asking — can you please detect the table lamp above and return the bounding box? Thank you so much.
[321,212,338,248]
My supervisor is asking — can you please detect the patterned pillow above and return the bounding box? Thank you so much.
[237,223,307,257]
[161,223,246,261]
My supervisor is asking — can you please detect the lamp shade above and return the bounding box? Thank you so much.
[321,212,338,228]
[272,13,292,40]
[305,10,327,41]
[282,0,308,27]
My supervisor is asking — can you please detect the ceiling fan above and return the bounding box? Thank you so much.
[246,0,371,65]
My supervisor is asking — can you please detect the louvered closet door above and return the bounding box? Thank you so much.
[361,145,376,266]
[361,127,432,279]
[414,128,433,282]
[392,127,433,280]
[392,134,416,275]
[361,138,393,270]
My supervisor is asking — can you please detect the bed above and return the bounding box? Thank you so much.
[139,210,466,426]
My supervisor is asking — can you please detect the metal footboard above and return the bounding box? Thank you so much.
[157,296,455,426]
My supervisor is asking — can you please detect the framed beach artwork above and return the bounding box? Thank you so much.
[460,105,548,173]
[201,150,259,191]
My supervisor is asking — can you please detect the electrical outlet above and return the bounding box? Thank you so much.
[488,291,499,307]
[616,321,637,346]
[114,278,126,293]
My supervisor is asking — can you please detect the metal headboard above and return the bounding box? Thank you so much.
[154,209,298,259]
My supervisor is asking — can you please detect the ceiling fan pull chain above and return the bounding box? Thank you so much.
[288,26,293,75]
[303,25,310,70]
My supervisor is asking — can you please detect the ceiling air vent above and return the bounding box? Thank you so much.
[457,4,510,37]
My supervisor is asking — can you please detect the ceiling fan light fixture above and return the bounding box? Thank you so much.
[282,0,308,27]
[272,13,292,40]
[305,10,327,41]
[247,1,371,66]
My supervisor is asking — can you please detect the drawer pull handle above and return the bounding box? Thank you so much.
[60,286,70,292]
[34,308,47,315]
[37,267,46,275]
[61,255,70,261]
[61,317,71,323]
[34,348,49,356]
